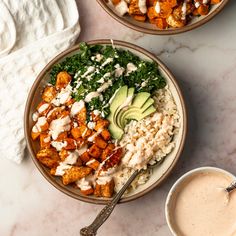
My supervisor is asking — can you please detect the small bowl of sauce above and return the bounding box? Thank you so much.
[165,167,236,236]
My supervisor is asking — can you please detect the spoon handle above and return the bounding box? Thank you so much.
[226,181,236,193]
[80,170,139,236]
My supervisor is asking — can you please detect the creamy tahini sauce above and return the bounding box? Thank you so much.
[172,171,236,236]
[138,0,147,14]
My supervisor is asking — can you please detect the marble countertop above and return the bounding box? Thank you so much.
[1,0,236,235]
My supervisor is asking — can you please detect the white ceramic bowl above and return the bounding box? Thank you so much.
[165,166,236,235]
[25,39,187,204]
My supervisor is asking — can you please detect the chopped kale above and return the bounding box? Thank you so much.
[49,42,166,117]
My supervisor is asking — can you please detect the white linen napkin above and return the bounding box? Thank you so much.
[0,0,81,163]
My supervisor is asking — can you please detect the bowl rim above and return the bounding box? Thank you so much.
[24,39,187,204]
[165,166,236,235]
[96,0,229,35]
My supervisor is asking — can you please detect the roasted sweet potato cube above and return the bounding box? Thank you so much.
[94,119,109,131]
[50,167,57,175]
[56,71,71,90]
[94,183,102,197]
[74,157,82,167]
[157,2,172,18]
[156,17,168,29]
[112,0,121,5]
[88,144,102,159]
[86,158,100,170]
[56,131,68,141]
[198,4,209,15]
[101,129,111,141]
[165,0,177,8]
[37,102,52,116]
[36,148,60,168]
[76,107,87,124]
[65,98,75,106]
[147,0,155,6]
[59,149,69,161]
[31,131,40,140]
[57,110,70,119]
[211,0,221,4]
[95,136,107,149]
[62,166,92,185]
[192,8,200,16]
[63,138,77,150]
[91,112,100,122]
[129,0,144,15]
[101,143,115,161]
[147,6,158,20]
[47,107,65,123]
[166,14,185,28]
[81,187,94,195]
[133,14,146,22]
[71,125,91,139]
[101,179,115,198]
[40,133,51,148]
[80,151,91,163]
[42,86,57,103]
[101,147,123,171]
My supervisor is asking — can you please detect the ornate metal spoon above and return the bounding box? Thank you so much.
[80,169,139,236]
[225,181,236,193]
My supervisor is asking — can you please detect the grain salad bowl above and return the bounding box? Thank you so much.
[24,39,187,204]
[97,0,229,35]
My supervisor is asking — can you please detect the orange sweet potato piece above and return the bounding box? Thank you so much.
[94,119,109,131]
[101,147,123,171]
[36,148,60,168]
[63,138,77,150]
[80,151,91,163]
[71,125,91,139]
[133,14,146,22]
[101,129,111,141]
[129,0,145,15]
[94,179,115,198]
[94,183,102,197]
[76,107,87,124]
[86,158,100,170]
[101,143,115,161]
[95,136,107,149]
[37,102,52,116]
[101,179,115,198]
[157,2,172,18]
[62,166,92,185]
[31,131,40,140]
[88,144,102,159]
[156,17,168,29]
[56,71,71,90]
[40,133,51,148]
[198,4,209,15]
[55,131,68,141]
[80,187,94,195]
[59,149,69,161]
[42,86,57,103]
[112,0,121,5]
[211,0,221,4]
[147,6,158,20]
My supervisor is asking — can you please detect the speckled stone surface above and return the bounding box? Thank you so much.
[1,0,236,235]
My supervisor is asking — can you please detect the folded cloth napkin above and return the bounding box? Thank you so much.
[0,0,81,163]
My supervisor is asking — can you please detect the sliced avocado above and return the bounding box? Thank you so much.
[125,106,156,121]
[141,98,154,112]
[108,86,128,140]
[132,92,150,108]
[119,98,154,124]
[128,87,135,97]
[108,123,124,140]
[109,86,128,112]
